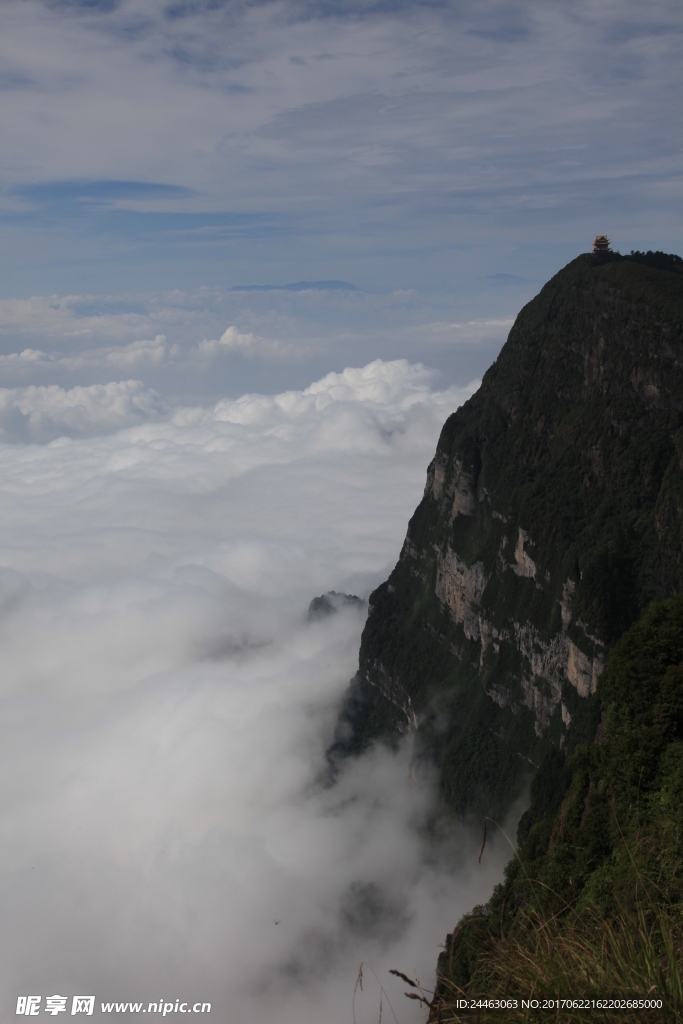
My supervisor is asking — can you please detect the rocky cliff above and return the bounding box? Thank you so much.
[333,250,683,822]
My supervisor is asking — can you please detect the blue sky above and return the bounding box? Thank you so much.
[0,0,681,395]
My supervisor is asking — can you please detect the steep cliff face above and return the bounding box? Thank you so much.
[436,594,683,1009]
[334,252,683,820]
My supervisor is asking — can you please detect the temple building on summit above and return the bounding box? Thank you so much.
[592,234,611,254]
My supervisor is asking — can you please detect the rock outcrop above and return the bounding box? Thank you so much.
[333,251,683,819]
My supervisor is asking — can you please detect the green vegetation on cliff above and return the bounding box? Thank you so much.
[435,595,683,1023]
[333,250,683,825]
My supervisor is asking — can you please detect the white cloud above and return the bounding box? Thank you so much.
[0,293,175,342]
[303,359,450,406]
[423,318,517,345]
[174,360,477,466]
[0,335,177,375]
[197,325,290,359]
[0,287,515,404]
[0,360,511,1022]
[0,380,168,442]
[99,336,177,368]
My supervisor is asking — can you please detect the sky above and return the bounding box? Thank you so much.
[0,1,681,1020]
[0,0,681,397]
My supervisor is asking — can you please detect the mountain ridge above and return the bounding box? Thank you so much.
[332,249,683,826]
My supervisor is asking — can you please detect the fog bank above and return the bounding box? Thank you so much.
[0,360,513,1022]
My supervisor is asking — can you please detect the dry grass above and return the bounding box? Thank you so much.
[432,900,683,1023]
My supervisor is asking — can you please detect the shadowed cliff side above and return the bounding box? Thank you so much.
[432,594,683,1022]
[331,250,683,824]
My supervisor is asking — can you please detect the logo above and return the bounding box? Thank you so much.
[16,996,95,1016]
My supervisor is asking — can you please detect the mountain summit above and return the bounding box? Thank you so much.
[333,250,683,824]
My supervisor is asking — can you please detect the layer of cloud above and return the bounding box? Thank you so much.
[0,380,168,442]
[0,294,167,343]
[0,360,513,1023]
[197,325,290,359]
[175,360,474,464]
[0,287,515,402]
[0,335,176,372]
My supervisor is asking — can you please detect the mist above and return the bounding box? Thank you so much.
[0,358,520,1022]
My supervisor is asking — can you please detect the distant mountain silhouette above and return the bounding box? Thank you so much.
[230,280,359,292]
